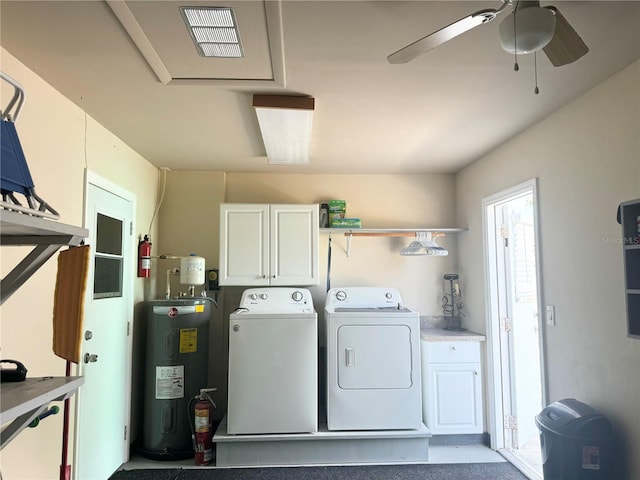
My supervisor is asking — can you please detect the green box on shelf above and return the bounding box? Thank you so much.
[329,212,345,225]
[331,218,362,228]
[328,200,347,213]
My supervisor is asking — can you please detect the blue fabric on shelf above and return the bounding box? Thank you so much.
[1,119,35,195]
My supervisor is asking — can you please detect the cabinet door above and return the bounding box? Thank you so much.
[219,204,269,286]
[425,362,483,434]
[270,204,319,286]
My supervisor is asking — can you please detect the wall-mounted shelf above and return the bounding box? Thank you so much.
[1,209,88,305]
[0,209,88,450]
[320,227,467,256]
[1,376,84,448]
[320,228,467,235]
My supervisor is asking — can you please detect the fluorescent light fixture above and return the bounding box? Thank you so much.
[400,232,449,256]
[181,7,243,58]
[253,95,315,165]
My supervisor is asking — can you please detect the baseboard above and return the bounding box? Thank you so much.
[429,433,489,446]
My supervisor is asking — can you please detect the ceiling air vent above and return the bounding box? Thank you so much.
[180,6,243,58]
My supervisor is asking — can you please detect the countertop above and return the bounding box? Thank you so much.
[420,327,486,342]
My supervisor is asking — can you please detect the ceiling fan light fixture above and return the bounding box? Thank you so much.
[499,6,556,54]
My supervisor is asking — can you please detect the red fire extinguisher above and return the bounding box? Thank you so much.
[137,235,151,278]
[192,388,217,466]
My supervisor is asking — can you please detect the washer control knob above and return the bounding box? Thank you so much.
[260,293,268,300]
[336,290,347,301]
[385,292,393,299]
[249,293,258,300]
[292,291,303,302]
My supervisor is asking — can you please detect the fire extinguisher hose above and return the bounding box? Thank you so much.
[187,396,197,451]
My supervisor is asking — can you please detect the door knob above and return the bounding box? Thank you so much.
[84,353,98,364]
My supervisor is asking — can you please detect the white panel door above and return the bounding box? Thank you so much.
[337,325,412,389]
[75,177,134,479]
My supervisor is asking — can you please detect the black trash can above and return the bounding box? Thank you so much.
[535,398,613,479]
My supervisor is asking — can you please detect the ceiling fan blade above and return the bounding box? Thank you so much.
[543,6,589,66]
[387,8,501,64]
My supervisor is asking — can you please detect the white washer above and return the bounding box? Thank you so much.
[227,287,317,434]
[325,287,422,431]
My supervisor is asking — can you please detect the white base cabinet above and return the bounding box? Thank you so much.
[219,203,319,286]
[421,340,483,435]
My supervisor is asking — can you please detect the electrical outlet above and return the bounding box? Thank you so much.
[546,305,556,326]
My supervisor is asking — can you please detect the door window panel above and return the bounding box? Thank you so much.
[96,213,123,255]
[94,213,124,299]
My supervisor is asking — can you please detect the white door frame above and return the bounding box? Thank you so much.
[75,169,136,467]
[481,178,546,450]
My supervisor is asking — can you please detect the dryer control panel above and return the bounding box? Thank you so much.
[325,287,405,309]
[238,287,314,313]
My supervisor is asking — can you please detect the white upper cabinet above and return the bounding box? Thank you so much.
[219,203,319,286]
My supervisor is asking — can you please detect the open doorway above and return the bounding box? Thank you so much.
[483,179,544,479]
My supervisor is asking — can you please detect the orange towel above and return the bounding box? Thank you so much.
[52,245,90,364]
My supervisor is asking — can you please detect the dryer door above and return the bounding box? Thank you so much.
[337,324,413,389]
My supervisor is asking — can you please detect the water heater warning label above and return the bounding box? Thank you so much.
[156,365,184,399]
[180,328,198,353]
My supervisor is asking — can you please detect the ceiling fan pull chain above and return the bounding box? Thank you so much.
[534,52,540,94]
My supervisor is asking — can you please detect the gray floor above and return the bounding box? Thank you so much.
[111,462,528,480]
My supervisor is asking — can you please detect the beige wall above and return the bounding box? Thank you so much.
[149,171,459,419]
[224,173,460,316]
[456,60,640,478]
[0,49,159,479]
[152,172,461,419]
[154,170,225,299]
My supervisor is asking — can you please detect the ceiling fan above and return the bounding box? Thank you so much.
[387,0,589,67]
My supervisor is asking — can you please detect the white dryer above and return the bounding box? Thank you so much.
[324,287,422,431]
[227,288,317,434]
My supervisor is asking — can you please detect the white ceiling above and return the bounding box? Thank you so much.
[1,0,638,174]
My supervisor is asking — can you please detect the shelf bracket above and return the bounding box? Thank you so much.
[1,404,50,448]
[0,242,71,305]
